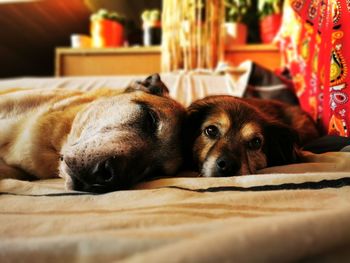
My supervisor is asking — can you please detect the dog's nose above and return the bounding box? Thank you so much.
[215,156,241,177]
[63,155,133,192]
[90,157,125,186]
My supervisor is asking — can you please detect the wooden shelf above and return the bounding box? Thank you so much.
[225,44,280,72]
[225,44,278,51]
[55,46,161,76]
[56,46,161,55]
[55,44,281,76]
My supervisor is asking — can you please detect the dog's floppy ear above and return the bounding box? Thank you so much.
[263,121,301,166]
[126,73,169,97]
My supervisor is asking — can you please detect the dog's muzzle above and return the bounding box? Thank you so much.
[63,156,135,193]
[214,155,241,177]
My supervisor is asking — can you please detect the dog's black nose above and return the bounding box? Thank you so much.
[64,155,133,192]
[215,156,241,177]
[90,157,126,185]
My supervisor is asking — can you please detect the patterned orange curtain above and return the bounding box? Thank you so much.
[278,0,350,137]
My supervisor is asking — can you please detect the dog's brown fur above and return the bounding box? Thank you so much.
[0,74,185,192]
[185,95,319,177]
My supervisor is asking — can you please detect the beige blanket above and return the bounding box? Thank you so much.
[1,153,350,262]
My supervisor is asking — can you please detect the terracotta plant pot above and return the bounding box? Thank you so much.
[224,22,247,49]
[91,19,124,48]
[259,13,282,44]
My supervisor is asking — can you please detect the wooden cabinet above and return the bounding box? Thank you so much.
[55,45,281,76]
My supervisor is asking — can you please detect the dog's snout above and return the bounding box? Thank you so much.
[63,155,92,184]
[215,156,241,177]
[63,155,131,192]
[63,156,80,175]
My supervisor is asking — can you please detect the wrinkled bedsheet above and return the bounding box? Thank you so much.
[1,166,350,262]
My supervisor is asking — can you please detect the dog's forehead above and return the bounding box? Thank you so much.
[90,93,141,118]
[223,100,261,124]
[203,109,231,129]
[203,104,263,135]
[132,91,178,106]
[76,91,184,134]
[94,91,178,110]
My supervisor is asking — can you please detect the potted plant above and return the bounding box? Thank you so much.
[258,0,283,43]
[90,9,125,48]
[141,9,161,46]
[224,0,251,47]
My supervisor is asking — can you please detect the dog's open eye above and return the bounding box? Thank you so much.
[204,125,220,139]
[247,137,262,150]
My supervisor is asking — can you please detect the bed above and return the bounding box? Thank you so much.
[1,73,350,262]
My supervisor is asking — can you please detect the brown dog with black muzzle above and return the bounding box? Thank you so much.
[184,95,319,177]
[0,74,185,193]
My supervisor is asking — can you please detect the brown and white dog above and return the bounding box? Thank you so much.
[184,95,319,177]
[0,74,185,193]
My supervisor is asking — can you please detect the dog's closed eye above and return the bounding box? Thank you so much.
[145,109,159,133]
[138,103,159,134]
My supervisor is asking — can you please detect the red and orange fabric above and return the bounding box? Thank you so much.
[278,0,350,137]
